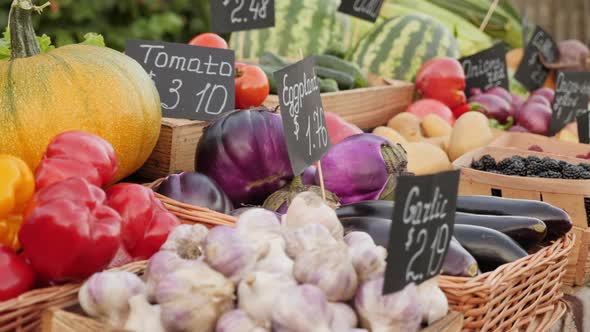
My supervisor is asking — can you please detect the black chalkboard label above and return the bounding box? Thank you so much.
[125,39,235,121]
[460,43,509,98]
[548,71,590,136]
[382,170,460,295]
[274,57,331,175]
[211,0,275,33]
[577,112,590,144]
[514,26,560,92]
[338,0,384,22]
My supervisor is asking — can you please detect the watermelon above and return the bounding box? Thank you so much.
[350,14,460,82]
[230,0,350,59]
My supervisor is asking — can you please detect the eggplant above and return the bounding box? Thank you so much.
[442,238,479,277]
[336,200,394,220]
[340,216,392,248]
[455,213,547,248]
[454,224,528,272]
[456,196,572,240]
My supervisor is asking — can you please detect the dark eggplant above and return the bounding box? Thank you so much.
[456,196,572,240]
[340,216,392,248]
[454,224,528,272]
[336,200,394,220]
[442,238,479,277]
[455,213,547,248]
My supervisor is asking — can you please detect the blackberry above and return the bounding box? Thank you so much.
[580,172,590,179]
[503,160,527,176]
[538,171,562,179]
[526,156,542,164]
[479,155,497,170]
[580,163,590,172]
[527,161,544,176]
[471,160,485,171]
[496,158,514,172]
[562,164,583,179]
[541,158,562,172]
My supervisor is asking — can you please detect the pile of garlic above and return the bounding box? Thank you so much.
[78,191,448,332]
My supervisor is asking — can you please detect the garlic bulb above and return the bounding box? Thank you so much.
[156,262,235,332]
[284,192,343,240]
[355,278,422,332]
[237,272,297,328]
[344,232,388,282]
[236,208,285,254]
[271,284,333,332]
[216,309,269,332]
[79,271,147,327]
[254,239,293,276]
[160,224,209,259]
[124,295,165,332]
[293,244,358,302]
[204,226,259,283]
[144,251,199,302]
[284,223,338,258]
[328,302,358,331]
[416,278,448,325]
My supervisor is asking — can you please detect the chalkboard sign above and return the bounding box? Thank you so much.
[548,71,590,136]
[274,57,331,175]
[338,0,384,22]
[577,111,590,144]
[382,170,460,295]
[514,26,560,92]
[460,43,509,98]
[125,39,235,121]
[211,0,275,33]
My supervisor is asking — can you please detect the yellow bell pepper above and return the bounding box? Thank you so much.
[0,155,35,250]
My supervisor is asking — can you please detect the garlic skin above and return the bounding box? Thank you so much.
[160,224,209,259]
[328,302,358,331]
[144,251,199,302]
[271,284,333,332]
[156,262,235,332]
[344,232,388,282]
[204,226,259,283]
[215,309,269,332]
[254,239,293,276]
[416,278,448,325]
[79,271,147,328]
[237,272,297,328]
[236,209,285,254]
[284,192,343,240]
[293,244,358,302]
[124,295,165,332]
[355,278,422,332]
[284,223,338,259]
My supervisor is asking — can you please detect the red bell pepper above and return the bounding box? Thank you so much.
[0,245,35,301]
[35,131,118,190]
[105,184,179,260]
[415,57,466,110]
[19,177,121,283]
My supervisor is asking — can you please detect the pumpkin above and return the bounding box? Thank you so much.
[0,0,162,181]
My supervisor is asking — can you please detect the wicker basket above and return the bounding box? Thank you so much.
[439,233,574,332]
[0,261,146,332]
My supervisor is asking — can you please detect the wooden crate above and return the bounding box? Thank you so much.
[41,305,463,332]
[453,146,590,286]
[264,77,414,130]
[490,132,590,158]
[136,118,207,180]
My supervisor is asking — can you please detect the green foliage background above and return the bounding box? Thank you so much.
[0,0,215,51]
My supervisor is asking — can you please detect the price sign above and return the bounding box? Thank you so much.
[460,43,509,98]
[514,26,560,92]
[382,170,460,295]
[211,0,275,33]
[338,0,384,22]
[549,71,590,136]
[274,56,331,175]
[125,39,235,121]
[577,112,590,144]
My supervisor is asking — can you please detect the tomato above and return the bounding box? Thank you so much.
[415,57,466,109]
[189,33,228,49]
[235,64,270,109]
[406,99,455,125]
[0,245,35,301]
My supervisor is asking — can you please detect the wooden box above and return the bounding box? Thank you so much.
[137,118,207,180]
[490,132,590,158]
[453,146,590,286]
[264,78,414,130]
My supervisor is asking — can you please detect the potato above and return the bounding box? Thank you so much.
[387,112,423,142]
[448,112,493,161]
[424,136,450,152]
[372,126,408,145]
[421,114,452,138]
[404,142,452,175]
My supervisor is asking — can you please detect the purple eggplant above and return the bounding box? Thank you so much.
[516,102,552,135]
[468,93,512,124]
[196,107,293,206]
[316,134,407,204]
[301,166,317,185]
[156,172,233,214]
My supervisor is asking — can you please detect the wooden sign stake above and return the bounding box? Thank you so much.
[479,0,500,31]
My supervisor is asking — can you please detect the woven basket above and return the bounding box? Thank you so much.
[0,260,146,332]
[439,233,574,332]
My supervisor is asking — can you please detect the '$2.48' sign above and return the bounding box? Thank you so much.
[211,0,275,33]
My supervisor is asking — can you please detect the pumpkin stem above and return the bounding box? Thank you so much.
[9,0,50,59]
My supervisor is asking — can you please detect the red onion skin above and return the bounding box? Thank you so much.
[511,94,525,119]
[485,87,512,104]
[532,88,555,104]
[516,102,552,135]
[508,125,529,133]
[468,94,512,123]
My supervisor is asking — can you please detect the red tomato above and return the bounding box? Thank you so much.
[415,57,466,109]
[0,245,35,301]
[189,33,228,49]
[235,65,270,109]
[406,99,455,125]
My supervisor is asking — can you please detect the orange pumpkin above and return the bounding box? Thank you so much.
[506,48,555,89]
